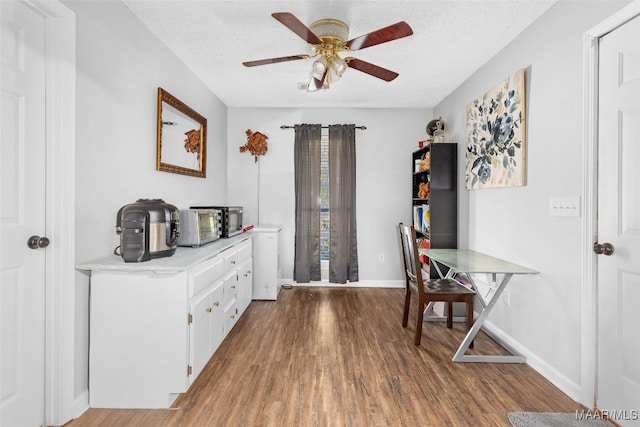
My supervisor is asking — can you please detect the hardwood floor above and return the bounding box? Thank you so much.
[65,287,584,426]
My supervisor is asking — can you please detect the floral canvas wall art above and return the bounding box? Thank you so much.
[465,69,526,189]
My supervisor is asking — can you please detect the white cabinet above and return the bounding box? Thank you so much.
[222,270,238,332]
[236,240,253,314]
[89,271,190,409]
[188,275,224,381]
[252,226,282,300]
[208,284,224,353]
[237,258,253,313]
[82,235,253,409]
[189,283,218,380]
[223,299,238,335]
[220,238,252,333]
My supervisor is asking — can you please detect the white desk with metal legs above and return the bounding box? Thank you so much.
[419,248,538,363]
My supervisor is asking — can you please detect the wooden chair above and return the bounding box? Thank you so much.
[398,223,475,346]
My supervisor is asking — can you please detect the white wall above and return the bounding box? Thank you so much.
[227,108,432,284]
[433,0,630,403]
[67,0,227,410]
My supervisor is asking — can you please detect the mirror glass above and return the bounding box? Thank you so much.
[156,87,207,177]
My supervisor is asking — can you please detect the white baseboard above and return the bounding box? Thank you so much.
[281,279,404,289]
[72,390,89,420]
[481,319,582,402]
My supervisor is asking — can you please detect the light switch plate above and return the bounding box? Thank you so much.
[549,196,581,217]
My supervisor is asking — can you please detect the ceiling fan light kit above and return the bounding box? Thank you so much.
[309,19,349,42]
[312,55,327,74]
[242,12,413,91]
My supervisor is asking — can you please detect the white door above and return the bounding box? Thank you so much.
[1,1,47,426]
[597,14,640,425]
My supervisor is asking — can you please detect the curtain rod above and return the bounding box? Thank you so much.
[280,125,367,130]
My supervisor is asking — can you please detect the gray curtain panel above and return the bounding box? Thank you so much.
[329,124,359,283]
[293,124,322,283]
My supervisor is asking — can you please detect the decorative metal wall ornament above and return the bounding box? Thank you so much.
[465,69,526,189]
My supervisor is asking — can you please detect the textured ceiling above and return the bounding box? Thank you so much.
[123,0,556,109]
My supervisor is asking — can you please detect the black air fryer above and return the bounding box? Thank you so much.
[115,199,180,262]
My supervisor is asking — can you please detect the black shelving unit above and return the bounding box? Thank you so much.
[411,143,458,279]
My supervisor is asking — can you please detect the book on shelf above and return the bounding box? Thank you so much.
[412,204,430,234]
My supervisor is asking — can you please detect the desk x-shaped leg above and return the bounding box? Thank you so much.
[431,262,526,363]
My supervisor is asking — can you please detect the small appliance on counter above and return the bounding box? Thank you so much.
[189,205,243,238]
[115,199,180,262]
[177,208,222,247]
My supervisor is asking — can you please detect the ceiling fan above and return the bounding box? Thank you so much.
[242,12,413,91]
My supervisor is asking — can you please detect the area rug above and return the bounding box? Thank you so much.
[507,412,612,426]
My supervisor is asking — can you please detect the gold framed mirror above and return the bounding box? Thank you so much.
[156,87,207,178]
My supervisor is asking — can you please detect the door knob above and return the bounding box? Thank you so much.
[593,242,614,256]
[27,235,50,249]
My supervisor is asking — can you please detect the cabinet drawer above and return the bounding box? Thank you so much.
[237,240,252,262]
[223,249,238,273]
[189,256,224,297]
[222,270,237,306]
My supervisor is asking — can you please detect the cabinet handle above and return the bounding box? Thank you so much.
[231,285,236,289]
[205,307,212,313]
[243,273,248,277]
[231,260,236,265]
[213,301,220,307]
[230,314,236,319]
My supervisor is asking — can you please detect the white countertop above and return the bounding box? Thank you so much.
[251,224,282,232]
[76,232,254,273]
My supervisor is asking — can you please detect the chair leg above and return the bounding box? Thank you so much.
[467,297,474,349]
[446,302,453,328]
[402,288,411,328]
[414,298,425,346]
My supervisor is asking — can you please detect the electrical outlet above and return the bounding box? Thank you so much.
[378,253,385,263]
[504,291,511,306]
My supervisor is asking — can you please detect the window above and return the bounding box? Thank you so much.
[320,129,330,261]
[293,124,358,284]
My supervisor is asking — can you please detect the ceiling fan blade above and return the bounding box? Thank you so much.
[243,54,309,67]
[272,12,323,45]
[346,21,413,51]
[346,58,399,82]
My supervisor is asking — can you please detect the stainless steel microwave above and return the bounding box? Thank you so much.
[190,205,243,238]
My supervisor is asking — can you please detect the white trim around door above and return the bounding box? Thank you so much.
[581,0,640,409]
[24,0,78,425]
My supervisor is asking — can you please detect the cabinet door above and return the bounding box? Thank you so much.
[189,290,212,382]
[222,270,237,307]
[209,283,224,354]
[237,258,252,315]
[224,300,238,334]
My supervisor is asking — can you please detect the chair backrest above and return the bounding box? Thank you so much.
[398,223,424,289]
